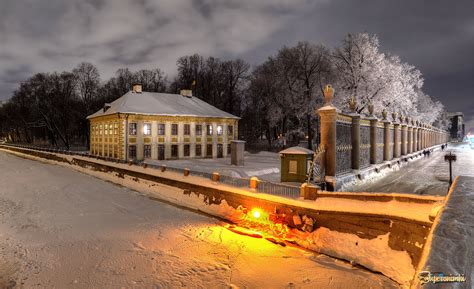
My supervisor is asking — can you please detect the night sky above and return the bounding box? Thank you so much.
[1,0,473,128]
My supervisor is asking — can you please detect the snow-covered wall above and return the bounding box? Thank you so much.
[0,145,443,287]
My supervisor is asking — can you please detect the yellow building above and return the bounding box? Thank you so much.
[87,84,239,161]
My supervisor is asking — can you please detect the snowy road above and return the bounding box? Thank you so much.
[0,150,398,288]
[344,143,474,196]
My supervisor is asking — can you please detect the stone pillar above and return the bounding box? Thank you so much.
[351,114,360,170]
[401,123,407,156]
[231,140,245,166]
[318,106,337,177]
[412,126,417,152]
[417,126,422,151]
[393,122,400,158]
[369,117,378,164]
[407,125,412,154]
[383,120,391,161]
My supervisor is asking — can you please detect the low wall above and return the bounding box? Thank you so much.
[0,145,444,286]
[412,176,473,289]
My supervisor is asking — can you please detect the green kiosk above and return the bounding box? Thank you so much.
[280,146,313,182]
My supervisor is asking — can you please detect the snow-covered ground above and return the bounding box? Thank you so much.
[0,150,399,288]
[343,143,474,196]
[145,151,281,182]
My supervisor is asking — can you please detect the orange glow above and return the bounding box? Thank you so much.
[252,210,261,219]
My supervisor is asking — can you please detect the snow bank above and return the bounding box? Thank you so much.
[1,146,439,286]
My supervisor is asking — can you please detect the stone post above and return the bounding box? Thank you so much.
[393,122,400,158]
[412,125,417,152]
[407,123,412,154]
[369,117,378,164]
[383,120,391,161]
[231,140,245,166]
[417,124,422,151]
[401,122,407,156]
[351,114,360,170]
[318,106,337,177]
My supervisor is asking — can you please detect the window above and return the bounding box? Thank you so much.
[144,144,151,158]
[114,123,118,135]
[157,144,165,160]
[206,144,213,157]
[128,145,137,159]
[216,125,223,136]
[158,123,165,135]
[113,145,118,158]
[196,124,202,135]
[109,123,113,135]
[217,144,223,158]
[184,144,190,157]
[206,124,213,136]
[171,124,178,135]
[108,144,113,157]
[288,160,297,174]
[143,123,152,135]
[195,144,202,157]
[99,124,103,135]
[228,125,233,136]
[184,124,190,135]
[105,124,108,135]
[129,123,137,135]
[171,145,178,158]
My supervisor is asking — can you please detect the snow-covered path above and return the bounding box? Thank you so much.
[344,143,474,196]
[0,150,398,288]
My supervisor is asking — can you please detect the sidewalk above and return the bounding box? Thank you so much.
[344,142,474,196]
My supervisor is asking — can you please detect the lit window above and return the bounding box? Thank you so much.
[171,124,178,135]
[99,124,103,135]
[216,125,223,135]
[129,123,137,135]
[206,125,213,136]
[114,123,118,135]
[109,123,113,135]
[143,123,151,135]
[105,124,108,135]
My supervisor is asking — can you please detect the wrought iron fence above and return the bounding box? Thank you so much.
[255,181,300,198]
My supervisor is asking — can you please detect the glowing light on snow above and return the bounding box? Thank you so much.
[252,209,261,219]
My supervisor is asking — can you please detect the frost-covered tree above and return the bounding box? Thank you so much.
[331,33,423,117]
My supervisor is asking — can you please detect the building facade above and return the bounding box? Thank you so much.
[448,112,464,140]
[87,85,239,161]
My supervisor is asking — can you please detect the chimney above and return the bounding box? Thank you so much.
[132,83,142,93]
[180,89,192,97]
[103,103,111,112]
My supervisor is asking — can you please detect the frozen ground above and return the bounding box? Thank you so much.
[145,151,281,182]
[344,143,474,196]
[0,151,398,288]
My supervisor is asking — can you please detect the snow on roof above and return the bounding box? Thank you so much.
[87,91,240,119]
[279,146,314,155]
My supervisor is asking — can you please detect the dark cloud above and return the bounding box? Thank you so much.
[0,0,473,127]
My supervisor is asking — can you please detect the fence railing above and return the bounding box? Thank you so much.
[1,143,302,199]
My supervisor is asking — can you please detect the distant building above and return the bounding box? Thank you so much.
[447,112,464,140]
[87,84,239,161]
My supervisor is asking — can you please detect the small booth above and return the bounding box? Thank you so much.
[280,146,314,182]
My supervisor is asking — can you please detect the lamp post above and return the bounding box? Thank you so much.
[444,152,457,188]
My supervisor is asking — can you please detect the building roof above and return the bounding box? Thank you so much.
[87,91,240,119]
[279,146,314,155]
